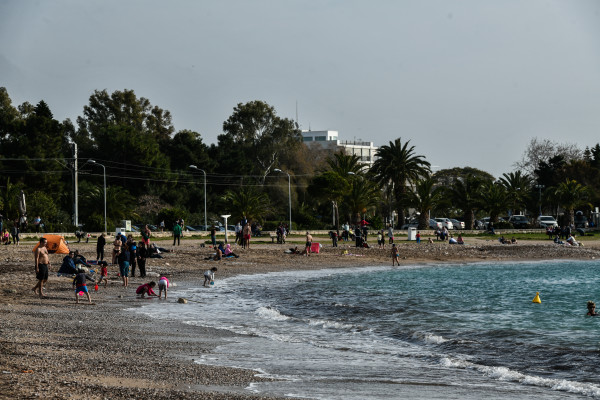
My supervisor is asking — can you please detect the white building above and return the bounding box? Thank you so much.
[301,130,378,167]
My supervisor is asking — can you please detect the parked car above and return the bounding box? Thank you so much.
[400,220,419,229]
[185,225,197,231]
[508,215,530,229]
[537,216,558,228]
[434,218,454,230]
[449,219,465,230]
[575,211,589,228]
[477,217,506,230]
[429,219,443,230]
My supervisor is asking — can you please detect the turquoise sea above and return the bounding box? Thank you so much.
[138,260,600,399]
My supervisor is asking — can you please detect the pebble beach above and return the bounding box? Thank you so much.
[2,235,600,399]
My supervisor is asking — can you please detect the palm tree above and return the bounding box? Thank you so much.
[308,151,362,233]
[370,138,430,227]
[343,177,380,224]
[327,151,363,176]
[498,171,532,215]
[478,182,509,223]
[444,176,486,229]
[554,179,591,226]
[222,187,271,222]
[408,177,443,230]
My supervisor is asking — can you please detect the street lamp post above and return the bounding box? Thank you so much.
[535,184,545,216]
[88,160,107,233]
[274,169,292,232]
[189,165,207,231]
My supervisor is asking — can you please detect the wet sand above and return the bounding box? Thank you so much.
[1,236,599,399]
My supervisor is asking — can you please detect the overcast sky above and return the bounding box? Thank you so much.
[2,0,600,178]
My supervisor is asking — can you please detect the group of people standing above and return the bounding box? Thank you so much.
[234,216,253,249]
[105,231,150,287]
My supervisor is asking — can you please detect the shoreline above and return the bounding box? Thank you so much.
[2,239,600,399]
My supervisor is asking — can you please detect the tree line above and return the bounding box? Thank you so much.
[1,87,599,233]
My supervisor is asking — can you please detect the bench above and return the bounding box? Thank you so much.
[269,232,277,243]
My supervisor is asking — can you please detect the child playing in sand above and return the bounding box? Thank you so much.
[136,281,157,298]
[97,261,108,287]
[157,276,169,299]
[391,243,399,266]
[73,272,92,304]
[204,267,217,287]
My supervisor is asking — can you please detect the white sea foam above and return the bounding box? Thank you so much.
[439,356,600,397]
[256,306,290,321]
[307,318,354,330]
[412,331,448,344]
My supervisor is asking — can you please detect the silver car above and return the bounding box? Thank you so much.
[449,219,465,230]
[537,216,558,228]
[434,218,454,230]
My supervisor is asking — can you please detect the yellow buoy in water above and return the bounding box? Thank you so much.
[532,292,541,303]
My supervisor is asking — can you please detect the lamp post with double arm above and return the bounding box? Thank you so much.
[88,160,107,233]
[189,165,207,231]
[274,169,292,232]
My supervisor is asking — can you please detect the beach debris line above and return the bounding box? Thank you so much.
[532,292,541,303]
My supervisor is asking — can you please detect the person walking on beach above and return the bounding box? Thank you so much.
[388,226,394,244]
[96,233,106,262]
[391,243,399,266]
[97,261,109,287]
[173,221,182,246]
[33,237,50,297]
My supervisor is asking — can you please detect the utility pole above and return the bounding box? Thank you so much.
[73,142,79,227]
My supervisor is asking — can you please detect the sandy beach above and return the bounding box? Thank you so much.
[2,235,600,399]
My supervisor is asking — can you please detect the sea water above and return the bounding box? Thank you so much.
[136,260,600,399]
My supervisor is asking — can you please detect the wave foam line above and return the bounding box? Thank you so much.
[440,357,600,397]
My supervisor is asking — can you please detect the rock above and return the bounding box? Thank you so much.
[177,298,188,304]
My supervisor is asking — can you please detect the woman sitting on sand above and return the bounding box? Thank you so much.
[224,244,239,258]
[566,235,580,246]
[1,229,9,244]
[587,301,597,316]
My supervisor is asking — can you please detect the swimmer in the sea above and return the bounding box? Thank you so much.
[587,301,598,316]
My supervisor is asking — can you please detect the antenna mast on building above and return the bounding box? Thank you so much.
[295,100,298,127]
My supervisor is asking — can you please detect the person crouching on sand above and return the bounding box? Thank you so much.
[391,243,399,266]
[158,276,169,299]
[204,267,217,287]
[136,281,157,298]
[73,271,92,304]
